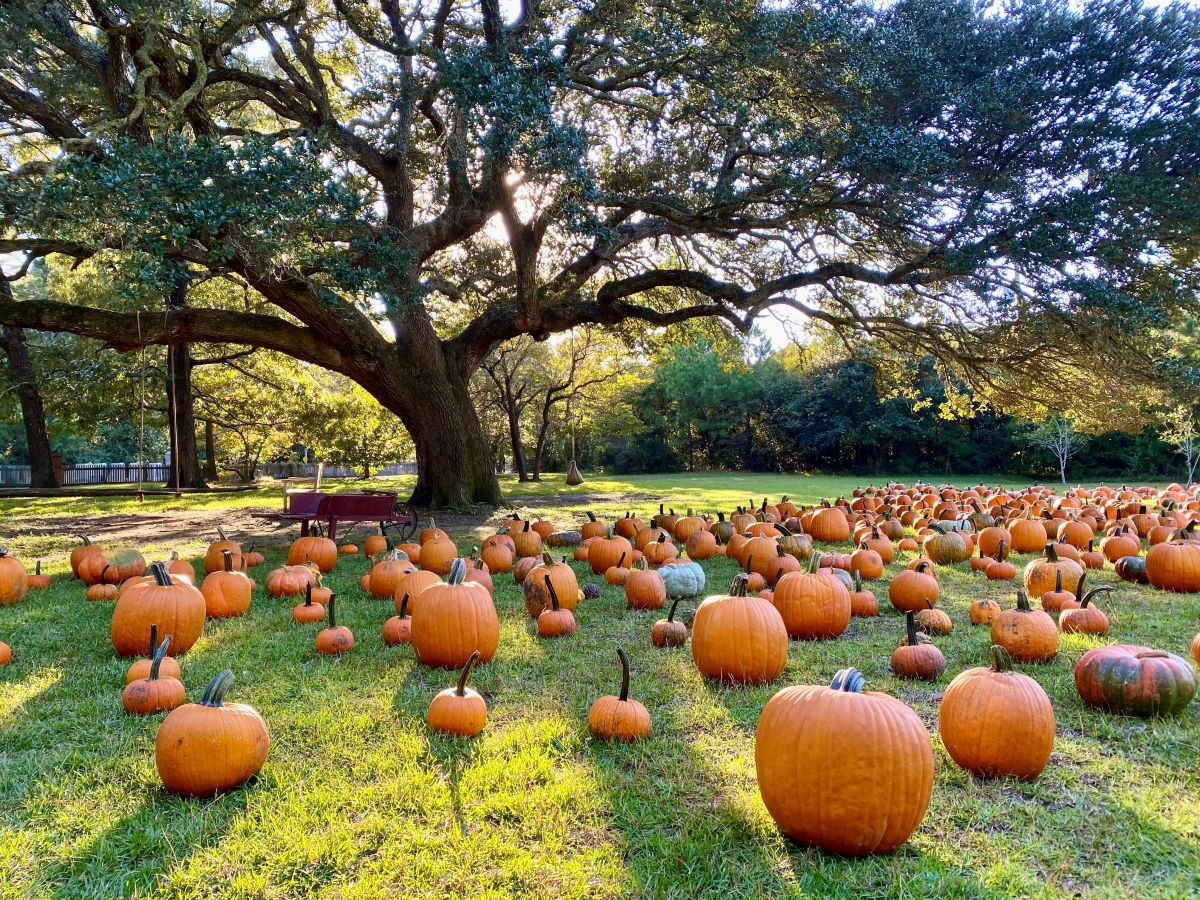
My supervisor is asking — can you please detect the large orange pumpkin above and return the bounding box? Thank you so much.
[200,550,253,618]
[691,575,788,684]
[888,561,939,613]
[808,506,851,543]
[991,590,1058,662]
[939,645,1054,779]
[155,670,269,797]
[111,563,207,657]
[588,529,635,575]
[410,559,499,668]
[287,536,337,573]
[1145,539,1200,592]
[771,561,851,640]
[756,668,933,855]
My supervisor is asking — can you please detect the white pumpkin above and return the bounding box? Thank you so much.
[660,561,706,598]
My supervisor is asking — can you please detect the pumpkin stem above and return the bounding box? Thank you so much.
[217,526,228,542]
[729,573,750,596]
[1016,590,1031,612]
[657,532,667,544]
[616,551,627,570]
[1044,541,1058,562]
[198,669,235,707]
[852,570,862,592]
[1079,585,1113,607]
[545,575,561,612]
[904,611,918,647]
[100,564,111,585]
[989,645,1014,673]
[830,668,865,692]
[327,593,338,628]
[304,583,315,607]
[147,633,172,681]
[150,562,172,587]
[997,539,1007,561]
[222,549,234,573]
[77,534,92,546]
[1054,570,1062,593]
[35,559,42,575]
[447,558,467,586]
[665,596,683,623]
[587,511,597,522]
[914,560,931,574]
[616,646,632,701]
[398,593,410,618]
[455,650,481,696]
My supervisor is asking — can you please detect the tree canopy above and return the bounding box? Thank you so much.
[1,0,1198,504]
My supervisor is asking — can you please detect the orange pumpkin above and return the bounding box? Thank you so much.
[691,575,788,684]
[891,612,946,680]
[70,535,104,578]
[122,634,186,715]
[624,558,666,610]
[939,645,1054,779]
[200,550,253,618]
[411,559,499,668]
[427,650,488,736]
[204,527,242,574]
[111,564,206,657]
[771,559,851,640]
[991,590,1058,662]
[155,670,269,797]
[315,594,354,654]
[287,536,338,573]
[755,667,933,855]
[587,648,651,742]
[888,561,939,613]
[419,534,459,575]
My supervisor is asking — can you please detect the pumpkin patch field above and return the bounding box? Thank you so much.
[1,474,1199,898]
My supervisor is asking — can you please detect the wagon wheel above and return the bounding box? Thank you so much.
[382,501,419,542]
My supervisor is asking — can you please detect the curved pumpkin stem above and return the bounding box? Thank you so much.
[147,633,172,681]
[616,646,631,702]
[77,534,92,546]
[665,596,683,623]
[455,650,481,696]
[989,645,1014,673]
[830,668,865,693]
[198,669,235,707]
[545,575,561,612]
[1079,585,1113,607]
[398,593,410,618]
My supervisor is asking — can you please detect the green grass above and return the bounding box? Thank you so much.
[1,473,1198,898]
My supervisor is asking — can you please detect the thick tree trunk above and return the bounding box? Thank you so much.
[375,340,501,508]
[0,324,58,488]
[203,419,218,481]
[164,279,206,490]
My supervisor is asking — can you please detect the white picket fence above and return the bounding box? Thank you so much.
[0,461,420,487]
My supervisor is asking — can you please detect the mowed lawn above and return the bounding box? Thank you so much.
[0,473,1198,899]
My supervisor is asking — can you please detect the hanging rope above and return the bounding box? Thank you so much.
[136,311,146,503]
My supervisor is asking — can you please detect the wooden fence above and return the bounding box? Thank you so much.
[0,461,420,487]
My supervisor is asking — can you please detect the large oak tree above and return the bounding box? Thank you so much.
[1,0,1197,505]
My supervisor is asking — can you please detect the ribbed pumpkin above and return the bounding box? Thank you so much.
[976,525,1013,559]
[691,575,788,684]
[363,533,389,557]
[200,550,253,618]
[969,598,1002,626]
[1023,543,1083,597]
[684,528,718,560]
[581,511,607,541]
[588,647,651,742]
[771,557,851,640]
[1058,586,1112,635]
[419,534,458,575]
[411,559,499,669]
[428,651,488,736]
[588,529,635,575]
[808,506,851,543]
[511,520,543,558]
[522,553,580,617]
[70,535,104,578]
[155,670,269,797]
[643,532,679,567]
[939,645,1054,779]
[921,524,970,565]
[122,634,186,715]
[315,594,355,655]
[291,584,326,623]
[888,561,940,613]
[892,612,946,680]
[287,535,337,573]
[111,563,206,657]
[849,543,884,580]
[625,558,666,610]
[369,552,417,599]
[1100,525,1141,562]
[265,564,315,597]
[0,547,28,606]
[124,624,182,684]
[480,536,514,573]
[536,579,577,638]
[848,571,878,617]
[204,528,242,574]
[1074,645,1196,717]
[756,668,933,855]
[393,568,441,614]
[991,590,1058,662]
[651,597,689,647]
[1145,539,1200,592]
[1009,515,1050,553]
[382,595,412,645]
[23,560,48,590]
